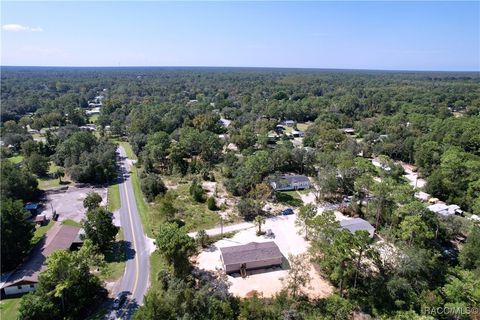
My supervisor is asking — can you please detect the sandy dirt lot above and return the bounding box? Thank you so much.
[41,185,107,222]
[196,213,333,299]
[299,191,316,205]
[202,180,238,219]
[399,162,426,189]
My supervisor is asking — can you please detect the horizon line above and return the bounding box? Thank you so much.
[1,65,479,73]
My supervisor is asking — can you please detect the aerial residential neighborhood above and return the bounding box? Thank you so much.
[1,1,479,320]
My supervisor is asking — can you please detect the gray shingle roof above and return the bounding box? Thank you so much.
[220,242,283,266]
[340,218,375,234]
[278,175,309,184]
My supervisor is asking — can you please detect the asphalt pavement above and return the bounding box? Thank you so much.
[108,146,150,319]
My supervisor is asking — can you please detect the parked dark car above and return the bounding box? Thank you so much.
[113,291,128,310]
[281,208,294,215]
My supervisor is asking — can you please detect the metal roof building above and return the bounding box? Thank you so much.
[220,242,284,274]
[428,203,463,216]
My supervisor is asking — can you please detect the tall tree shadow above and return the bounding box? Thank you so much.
[104,240,135,263]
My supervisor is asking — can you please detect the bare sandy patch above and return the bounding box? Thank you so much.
[196,213,333,299]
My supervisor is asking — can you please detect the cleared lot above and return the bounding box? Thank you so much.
[41,185,107,222]
[196,213,333,299]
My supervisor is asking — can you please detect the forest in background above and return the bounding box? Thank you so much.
[1,67,479,320]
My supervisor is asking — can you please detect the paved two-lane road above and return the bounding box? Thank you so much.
[112,146,150,319]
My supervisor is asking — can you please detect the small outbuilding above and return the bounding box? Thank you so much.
[220,242,284,274]
[34,215,46,226]
[428,203,463,216]
[24,202,40,216]
[340,218,375,238]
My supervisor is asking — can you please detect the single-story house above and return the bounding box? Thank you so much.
[291,130,305,138]
[340,218,375,238]
[79,125,96,131]
[270,174,310,191]
[1,224,81,296]
[86,107,101,116]
[220,242,284,274]
[428,203,463,216]
[283,120,296,127]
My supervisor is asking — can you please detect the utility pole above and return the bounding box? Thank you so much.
[50,202,57,221]
[220,216,223,237]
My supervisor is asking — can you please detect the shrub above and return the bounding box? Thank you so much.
[207,196,217,210]
[237,198,262,221]
[196,229,209,248]
[189,179,205,203]
[140,173,167,202]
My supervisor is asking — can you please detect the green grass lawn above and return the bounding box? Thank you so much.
[296,122,311,131]
[31,133,43,141]
[62,219,82,227]
[7,155,24,164]
[38,162,71,190]
[165,184,220,232]
[110,138,137,160]
[88,114,99,123]
[130,165,153,237]
[120,141,137,160]
[0,297,22,320]
[107,183,121,212]
[38,178,62,190]
[149,251,169,289]
[101,229,126,282]
[276,191,304,207]
[31,220,55,246]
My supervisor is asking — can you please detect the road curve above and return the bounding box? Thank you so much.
[114,146,150,318]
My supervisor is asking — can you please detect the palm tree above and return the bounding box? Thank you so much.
[254,215,266,235]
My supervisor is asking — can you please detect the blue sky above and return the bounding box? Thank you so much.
[1,1,479,71]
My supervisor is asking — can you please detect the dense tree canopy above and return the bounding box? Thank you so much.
[0,198,35,271]
[1,67,479,320]
[18,240,107,320]
[1,160,39,202]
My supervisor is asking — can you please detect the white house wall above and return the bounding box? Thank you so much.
[4,283,37,296]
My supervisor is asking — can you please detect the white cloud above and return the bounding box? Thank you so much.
[2,24,44,32]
